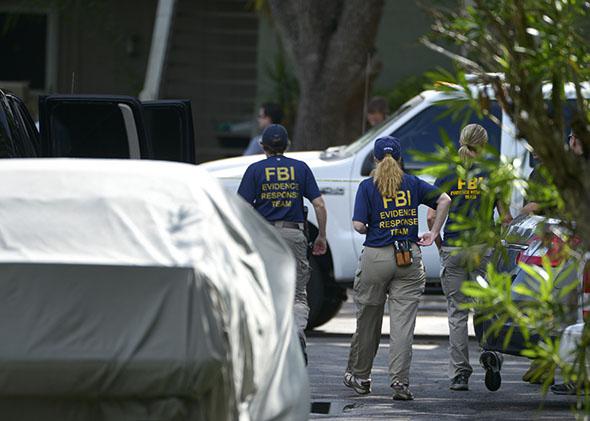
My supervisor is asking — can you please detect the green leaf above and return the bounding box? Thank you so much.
[521,349,539,359]
[461,284,489,298]
[513,284,538,299]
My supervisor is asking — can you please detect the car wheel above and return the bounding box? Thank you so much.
[311,287,345,329]
[306,255,347,330]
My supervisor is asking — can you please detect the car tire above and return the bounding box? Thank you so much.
[312,283,346,328]
[306,255,347,330]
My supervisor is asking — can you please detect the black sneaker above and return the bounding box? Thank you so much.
[343,372,371,395]
[450,373,469,391]
[391,381,414,400]
[480,351,502,392]
[551,381,576,395]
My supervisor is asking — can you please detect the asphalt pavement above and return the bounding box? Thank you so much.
[306,292,579,420]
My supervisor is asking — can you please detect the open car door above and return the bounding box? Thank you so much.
[39,95,150,159]
[142,100,196,164]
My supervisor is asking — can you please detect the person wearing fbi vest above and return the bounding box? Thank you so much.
[427,124,511,392]
[237,124,328,364]
[344,136,451,401]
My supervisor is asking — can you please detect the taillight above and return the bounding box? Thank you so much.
[516,235,564,267]
[583,260,590,321]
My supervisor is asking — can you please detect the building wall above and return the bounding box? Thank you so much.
[0,0,156,118]
[1,0,259,162]
[160,0,259,163]
[56,0,157,96]
[373,0,452,90]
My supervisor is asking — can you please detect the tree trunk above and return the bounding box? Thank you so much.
[268,0,385,150]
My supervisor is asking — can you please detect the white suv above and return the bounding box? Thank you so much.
[201,89,534,328]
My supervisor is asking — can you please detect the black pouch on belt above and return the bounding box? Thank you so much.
[393,240,413,267]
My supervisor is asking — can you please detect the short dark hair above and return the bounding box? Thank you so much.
[261,102,283,124]
[367,96,389,115]
[262,144,287,155]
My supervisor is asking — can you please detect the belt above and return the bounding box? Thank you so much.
[272,221,304,230]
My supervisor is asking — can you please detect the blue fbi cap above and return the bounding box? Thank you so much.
[373,136,401,160]
[261,124,289,148]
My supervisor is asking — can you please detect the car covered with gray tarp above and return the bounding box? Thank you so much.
[0,159,309,421]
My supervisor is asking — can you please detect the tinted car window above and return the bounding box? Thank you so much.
[360,102,502,175]
[342,94,425,157]
[143,107,183,162]
[392,102,502,166]
[49,103,130,158]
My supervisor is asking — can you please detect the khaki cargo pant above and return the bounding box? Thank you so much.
[346,243,425,386]
[440,246,489,379]
[275,226,311,345]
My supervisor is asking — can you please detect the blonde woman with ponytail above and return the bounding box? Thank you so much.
[344,136,451,401]
[427,123,512,392]
[373,152,404,198]
[457,123,488,161]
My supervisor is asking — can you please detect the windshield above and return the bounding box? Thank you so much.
[339,94,425,157]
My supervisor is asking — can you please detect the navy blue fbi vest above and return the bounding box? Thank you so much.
[435,171,490,246]
[238,155,321,223]
[353,174,440,247]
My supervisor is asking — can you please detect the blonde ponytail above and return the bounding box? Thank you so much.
[373,155,403,197]
[459,123,488,161]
